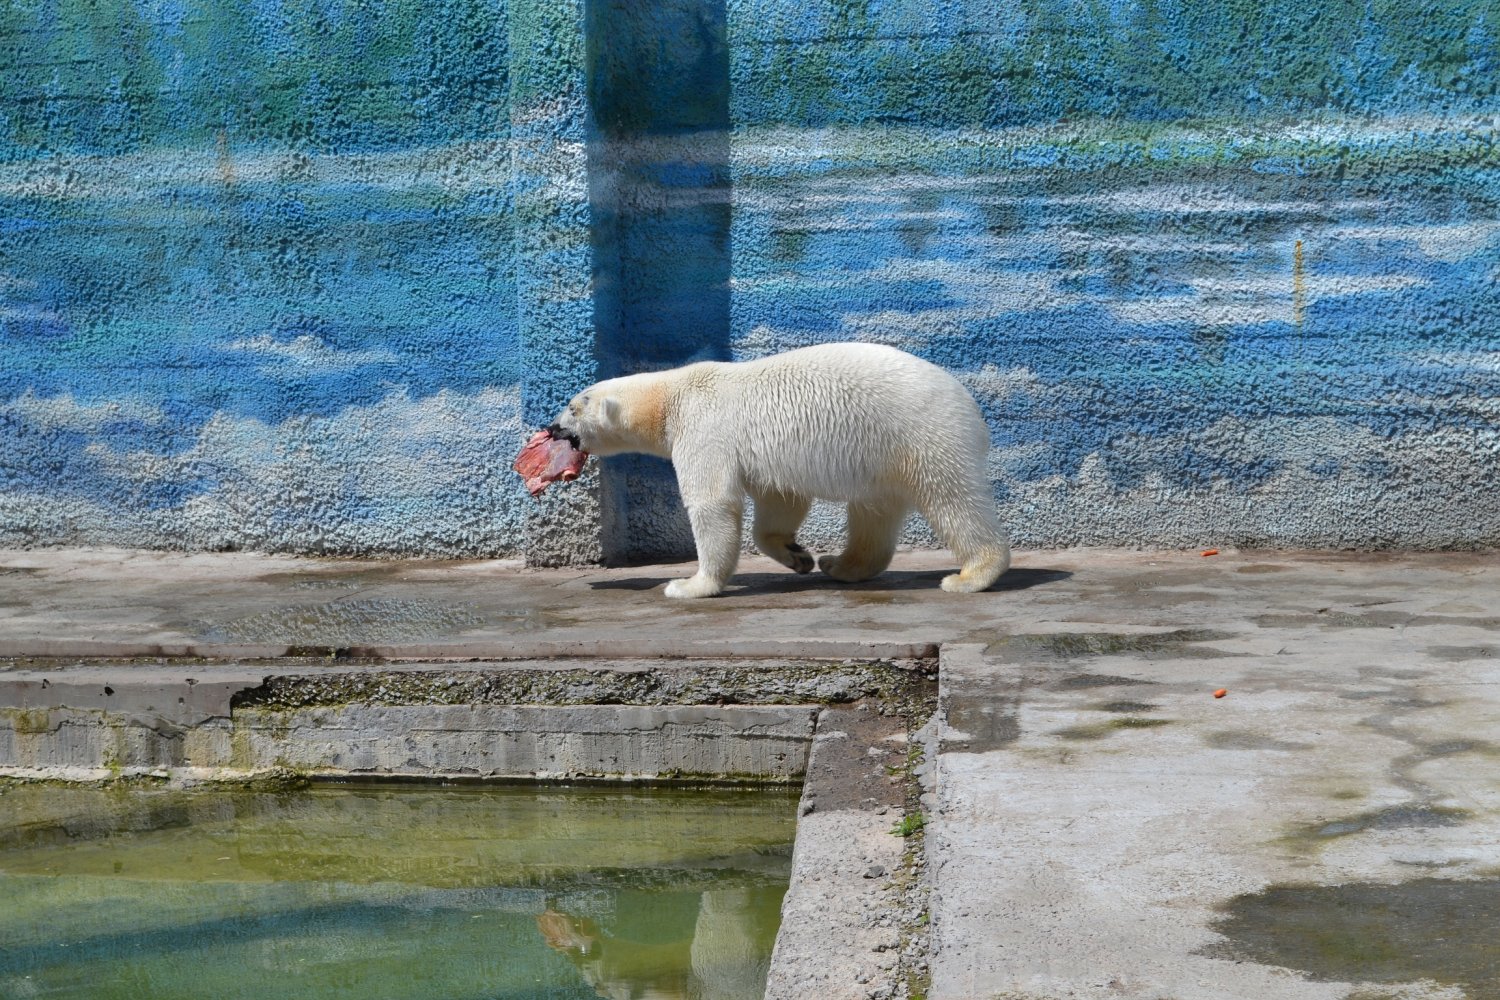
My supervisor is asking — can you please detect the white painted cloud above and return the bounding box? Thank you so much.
[0,142,516,202]
[1416,350,1500,372]
[1047,186,1383,217]
[1,391,166,434]
[1,387,529,556]
[1051,231,1250,256]
[0,305,63,326]
[1107,272,1428,328]
[1326,222,1500,263]
[225,334,399,369]
[958,363,1048,404]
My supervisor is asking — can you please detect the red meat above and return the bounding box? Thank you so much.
[514,430,589,497]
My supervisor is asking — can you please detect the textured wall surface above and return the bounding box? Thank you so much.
[2,0,1496,558]
[727,0,1500,550]
[1,1,528,555]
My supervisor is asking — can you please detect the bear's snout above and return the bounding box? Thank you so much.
[545,422,582,450]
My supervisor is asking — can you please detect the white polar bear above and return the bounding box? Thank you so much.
[549,342,1010,598]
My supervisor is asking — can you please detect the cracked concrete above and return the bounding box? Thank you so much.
[3,545,1500,998]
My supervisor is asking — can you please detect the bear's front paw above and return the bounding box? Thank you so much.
[940,571,986,593]
[785,542,814,574]
[665,575,724,599]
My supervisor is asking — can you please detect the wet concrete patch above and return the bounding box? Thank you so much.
[1203,730,1312,752]
[1256,611,1400,629]
[1428,644,1500,662]
[1093,700,1160,713]
[1053,717,1172,741]
[287,578,363,591]
[1205,877,1500,993]
[1339,690,1446,710]
[1295,804,1471,840]
[986,629,1239,662]
[1258,610,1500,631]
[1047,672,1158,691]
[252,563,435,589]
[943,697,1020,751]
[1424,739,1495,757]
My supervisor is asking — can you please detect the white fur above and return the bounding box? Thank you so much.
[553,343,1010,598]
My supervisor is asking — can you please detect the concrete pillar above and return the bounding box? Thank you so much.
[512,0,733,567]
[585,0,733,565]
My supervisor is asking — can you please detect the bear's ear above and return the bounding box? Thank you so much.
[600,395,622,426]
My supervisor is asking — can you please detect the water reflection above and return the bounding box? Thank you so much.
[538,886,780,1000]
[0,782,796,1000]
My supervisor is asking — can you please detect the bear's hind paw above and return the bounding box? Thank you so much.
[818,554,876,583]
[941,571,993,593]
[665,575,725,599]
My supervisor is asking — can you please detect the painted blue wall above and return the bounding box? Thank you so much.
[726,0,1500,549]
[1,0,1496,557]
[1,0,527,555]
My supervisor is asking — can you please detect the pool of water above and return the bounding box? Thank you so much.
[0,781,798,1000]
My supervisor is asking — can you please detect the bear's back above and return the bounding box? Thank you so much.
[712,343,987,501]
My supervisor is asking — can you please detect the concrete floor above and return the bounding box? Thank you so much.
[3,546,1499,998]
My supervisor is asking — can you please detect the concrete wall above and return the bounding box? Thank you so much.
[2,0,1496,560]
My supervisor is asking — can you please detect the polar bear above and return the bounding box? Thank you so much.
[548,342,1010,598]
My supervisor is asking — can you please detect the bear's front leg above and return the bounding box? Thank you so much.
[665,490,744,599]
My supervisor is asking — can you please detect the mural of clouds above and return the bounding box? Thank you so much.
[0,388,524,555]
[730,119,1500,549]
[2,0,1497,558]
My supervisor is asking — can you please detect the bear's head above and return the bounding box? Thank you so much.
[549,375,669,459]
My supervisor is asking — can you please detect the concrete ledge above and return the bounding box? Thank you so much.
[0,656,933,784]
[0,702,817,782]
[767,705,924,1000]
[230,703,818,780]
[0,638,941,661]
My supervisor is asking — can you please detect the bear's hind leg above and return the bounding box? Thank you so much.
[818,501,906,583]
[666,493,744,599]
[751,489,814,574]
[919,487,1010,593]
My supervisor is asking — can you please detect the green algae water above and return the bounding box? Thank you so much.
[0,782,798,1000]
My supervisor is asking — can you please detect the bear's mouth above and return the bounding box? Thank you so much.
[544,423,582,451]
